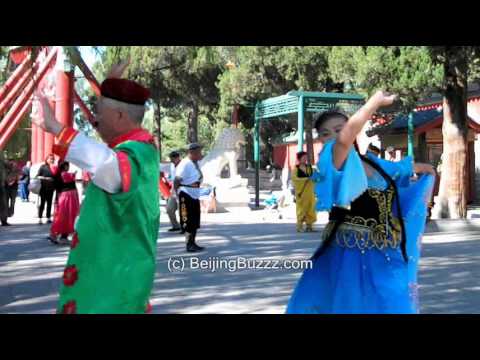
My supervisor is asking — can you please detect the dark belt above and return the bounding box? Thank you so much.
[180,182,200,188]
[57,183,77,193]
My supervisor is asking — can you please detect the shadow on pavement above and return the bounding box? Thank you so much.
[151,221,323,313]
[419,240,480,314]
[2,216,480,314]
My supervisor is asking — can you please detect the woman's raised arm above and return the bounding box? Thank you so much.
[334,91,397,170]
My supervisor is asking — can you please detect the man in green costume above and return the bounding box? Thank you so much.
[33,63,160,314]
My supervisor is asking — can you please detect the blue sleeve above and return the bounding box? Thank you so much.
[313,140,368,212]
[371,156,434,299]
[398,174,435,300]
[367,155,414,187]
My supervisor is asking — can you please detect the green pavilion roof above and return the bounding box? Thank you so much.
[254,90,364,120]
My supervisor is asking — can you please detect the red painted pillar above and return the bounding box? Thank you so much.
[44,130,55,158]
[55,70,74,128]
[44,98,56,157]
[37,126,45,163]
[31,123,38,163]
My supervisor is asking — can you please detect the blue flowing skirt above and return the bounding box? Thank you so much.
[286,232,415,314]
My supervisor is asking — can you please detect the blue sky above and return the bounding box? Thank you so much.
[78,46,103,68]
[74,47,104,93]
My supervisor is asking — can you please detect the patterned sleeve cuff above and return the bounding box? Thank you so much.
[52,127,79,159]
[116,151,132,193]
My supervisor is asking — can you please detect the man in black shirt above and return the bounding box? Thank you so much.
[37,155,56,224]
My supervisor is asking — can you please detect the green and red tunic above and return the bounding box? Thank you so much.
[54,128,160,314]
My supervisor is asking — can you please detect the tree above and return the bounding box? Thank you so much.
[328,46,480,219]
[428,46,480,218]
[3,116,31,160]
[217,46,337,165]
[101,46,224,150]
[329,46,442,109]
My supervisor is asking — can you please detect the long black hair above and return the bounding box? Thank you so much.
[53,161,70,192]
[296,151,307,161]
[313,109,349,133]
[58,161,70,172]
[314,109,360,152]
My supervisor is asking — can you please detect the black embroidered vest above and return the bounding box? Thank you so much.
[313,155,407,262]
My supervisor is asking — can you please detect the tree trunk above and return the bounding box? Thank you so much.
[305,114,314,164]
[231,104,240,128]
[187,101,199,144]
[433,48,468,219]
[417,133,427,163]
[153,102,162,158]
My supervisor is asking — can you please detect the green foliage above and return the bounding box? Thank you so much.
[275,46,333,90]
[216,46,339,165]
[329,46,443,111]
[101,46,222,108]
[3,115,31,160]
[328,46,480,113]
[71,74,91,133]
[428,46,480,83]
[100,46,224,144]
[161,112,187,157]
[0,46,11,85]
[216,46,337,120]
[159,111,224,161]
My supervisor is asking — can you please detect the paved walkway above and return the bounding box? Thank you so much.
[1,199,480,314]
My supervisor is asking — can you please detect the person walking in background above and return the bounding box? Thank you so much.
[48,161,80,245]
[5,159,20,218]
[166,151,182,232]
[291,151,317,232]
[19,161,31,202]
[174,143,211,252]
[0,152,9,226]
[37,154,57,224]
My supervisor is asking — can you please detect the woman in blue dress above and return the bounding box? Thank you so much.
[286,91,435,314]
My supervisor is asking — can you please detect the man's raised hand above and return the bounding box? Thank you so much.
[370,90,398,109]
[31,91,63,135]
[106,59,130,79]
